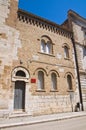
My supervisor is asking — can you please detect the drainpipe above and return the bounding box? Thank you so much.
[71,37,84,111]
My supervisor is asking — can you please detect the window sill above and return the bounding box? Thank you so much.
[64,57,70,60]
[50,90,59,92]
[38,52,55,57]
[36,89,46,92]
[67,89,74,92]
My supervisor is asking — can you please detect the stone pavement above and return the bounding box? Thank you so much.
[0,111,86,129]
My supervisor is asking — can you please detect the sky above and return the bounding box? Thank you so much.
[19,0,86,25]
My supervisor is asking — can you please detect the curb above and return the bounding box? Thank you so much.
[0,112,86,129]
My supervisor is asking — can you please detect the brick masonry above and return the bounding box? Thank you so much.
[0,0,80,117]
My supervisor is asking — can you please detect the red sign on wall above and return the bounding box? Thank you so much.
[31,78,36,83]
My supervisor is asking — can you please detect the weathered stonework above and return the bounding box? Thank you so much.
[0,0,79,118]
[0,0,21,114]
[66,10,86,110]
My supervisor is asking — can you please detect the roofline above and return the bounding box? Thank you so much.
[68,9,86,24]
[18,8,72,34]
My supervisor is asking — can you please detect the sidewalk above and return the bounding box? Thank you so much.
[0,111,86,129]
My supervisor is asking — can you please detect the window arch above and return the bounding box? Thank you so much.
[64,46,69,58]
[51,73,57,90]
[41,35,53,54]
[16,70,26,77]
[67,75,72,90]
[38,71,44,90]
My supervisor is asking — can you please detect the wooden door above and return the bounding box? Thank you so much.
[14,81,25,110]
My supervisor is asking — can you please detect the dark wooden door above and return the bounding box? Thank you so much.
[14,81,25,110]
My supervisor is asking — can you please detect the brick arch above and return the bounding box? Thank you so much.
[41,35,53,43]
[64,72,74,79]
[48,70,60,77]
[62,43,70,49]
[33,68,48,76]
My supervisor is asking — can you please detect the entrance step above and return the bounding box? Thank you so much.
[0,113,32,125]
[0,112,86,128]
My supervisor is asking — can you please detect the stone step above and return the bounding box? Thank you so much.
[0,113,32,125]
[0,112,86,127]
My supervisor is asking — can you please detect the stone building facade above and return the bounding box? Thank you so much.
[0,0,79,117]
[63,10,86,110]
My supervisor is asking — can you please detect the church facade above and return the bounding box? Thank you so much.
[0,0,81,118]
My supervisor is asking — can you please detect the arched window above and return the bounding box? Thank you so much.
[51,73,57,90]
[46,41,52,54]
[38,71,44,90]
[67,75,72,90]
[41,40,46,53]
[16,70,26,77]
[64,46,69,58]
[41,36,53,54]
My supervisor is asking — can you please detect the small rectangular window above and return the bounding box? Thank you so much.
[83,47,86,57]
[64,46,69,59]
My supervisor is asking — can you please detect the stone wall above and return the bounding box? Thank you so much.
[72,20,86,111]
[0,0,79,117]
[12,13,78,115]
[0,0,21,113]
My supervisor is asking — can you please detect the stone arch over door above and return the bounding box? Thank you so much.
[12,67,30,81]
[11,67,30,112]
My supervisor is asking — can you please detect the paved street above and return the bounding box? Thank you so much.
[1,116,86,130]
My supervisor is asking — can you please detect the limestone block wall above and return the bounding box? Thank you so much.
[75,44,83,70]
[80,75,86,110]
[83,51,86,70]
[72,20,86,111]
[0,0,21,113]
[28,95,75,115]
[72,22,84,43]
[72,21,86,70]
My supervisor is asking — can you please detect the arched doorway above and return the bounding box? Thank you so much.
[14,81,25,110]
[12,67,30,112]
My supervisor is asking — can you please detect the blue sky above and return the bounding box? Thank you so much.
[19,0,86,24]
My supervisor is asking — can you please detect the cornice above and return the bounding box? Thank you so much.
[68,10,86,25]
[75,42,84,47]
[79,70,86,75]
[17,9,73,38]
